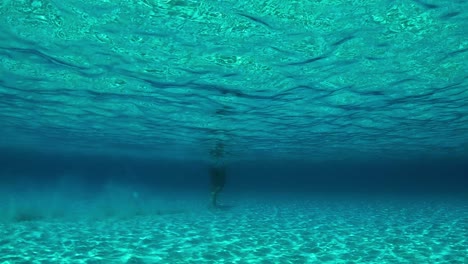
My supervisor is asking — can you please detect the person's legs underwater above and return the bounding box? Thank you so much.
[210,165,226,207]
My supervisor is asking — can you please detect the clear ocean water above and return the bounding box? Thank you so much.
[0,0,467,263]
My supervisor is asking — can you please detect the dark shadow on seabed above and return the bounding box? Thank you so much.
[211,204,237,212]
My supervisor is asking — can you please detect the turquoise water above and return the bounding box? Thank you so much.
[1,0,466,160]
[0,0,467,263]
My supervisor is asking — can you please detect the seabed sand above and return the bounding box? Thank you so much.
[0,193,466,264]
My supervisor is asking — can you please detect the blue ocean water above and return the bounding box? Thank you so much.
[0,0,467,263]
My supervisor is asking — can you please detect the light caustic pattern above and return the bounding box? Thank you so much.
[0,198,466,263]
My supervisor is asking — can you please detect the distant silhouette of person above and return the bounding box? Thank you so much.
[209,142,226,208]
[210,164,226,207]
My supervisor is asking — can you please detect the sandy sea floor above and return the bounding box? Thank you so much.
[0,195,466,264]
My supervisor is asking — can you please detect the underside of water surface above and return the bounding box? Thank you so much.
[0,0,467,161]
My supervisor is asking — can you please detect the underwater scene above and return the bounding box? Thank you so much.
[0,0,467,263]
